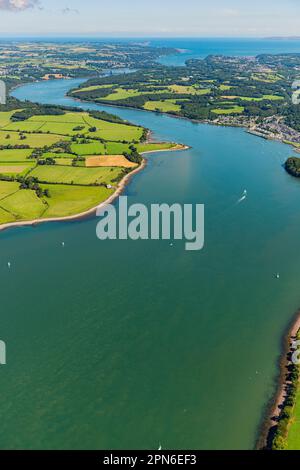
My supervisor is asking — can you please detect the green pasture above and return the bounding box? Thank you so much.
[30,165,122,185]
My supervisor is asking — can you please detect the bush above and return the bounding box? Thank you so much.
[272,435,288,450]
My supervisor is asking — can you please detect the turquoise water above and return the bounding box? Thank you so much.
[2,78,300,449]
[152,38,300,65]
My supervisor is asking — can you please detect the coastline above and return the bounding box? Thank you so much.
[69,93,300,150]
[257,309,300,449]
[0,144,188,233]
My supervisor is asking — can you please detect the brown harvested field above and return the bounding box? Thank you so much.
[0,165,28,174]
[85,155,137,168]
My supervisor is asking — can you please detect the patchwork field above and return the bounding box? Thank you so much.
[4,112,144,142]
[0,108,176,225]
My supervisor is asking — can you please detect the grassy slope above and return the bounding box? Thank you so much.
[41,184,113,218]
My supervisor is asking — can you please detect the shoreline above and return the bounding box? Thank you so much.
[69,93,300,149]
[0,144,188,233]
[13,78,297,151]
[0,159,146,232]
[257,309,300,449]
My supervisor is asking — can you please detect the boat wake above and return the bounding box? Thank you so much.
[236,190,247,204]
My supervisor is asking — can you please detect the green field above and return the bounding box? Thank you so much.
[54,158,74,166]
[105,141,130,154]
[211,106,244,115]
[144,100,181,113]
[0,111,20,127]
[42,152,75,159]
[72,84,115,93]
[40,184,113,218]
[29,112,86,123]
[30,165,122,185]
[0,131,66,147]
[0,188,46,220]
[84,115,143,141]
[8,112,144,142]
[0,162,35,176]
[99,87,143,101]
[136,142,175,153]
[71,141,106,155]
[169,84,210,95]
[0,180,19,199]
[0,109,176,225]
[251,72,283,83]
[286,388,300,450]
[3,121,45,132]
[219,84,233,91]
[0,149,33,162]
[0,181,111,221]
[237,94,284,102]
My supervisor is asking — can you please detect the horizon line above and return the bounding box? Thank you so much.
[0,34,298,39]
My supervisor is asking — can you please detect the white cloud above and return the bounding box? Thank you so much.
[0,0,40,11]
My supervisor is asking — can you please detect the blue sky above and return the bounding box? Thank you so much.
[0,0,299,37]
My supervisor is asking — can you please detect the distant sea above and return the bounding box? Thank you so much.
[2,36,300,66]
[151,37,300,65]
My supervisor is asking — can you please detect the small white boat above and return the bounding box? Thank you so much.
[237,190,248,204]
[7,262,11,269]
[275,273,280,279]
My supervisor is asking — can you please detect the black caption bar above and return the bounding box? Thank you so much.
[0,450,300,467]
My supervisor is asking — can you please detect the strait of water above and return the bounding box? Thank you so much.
[2,69,300,449]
